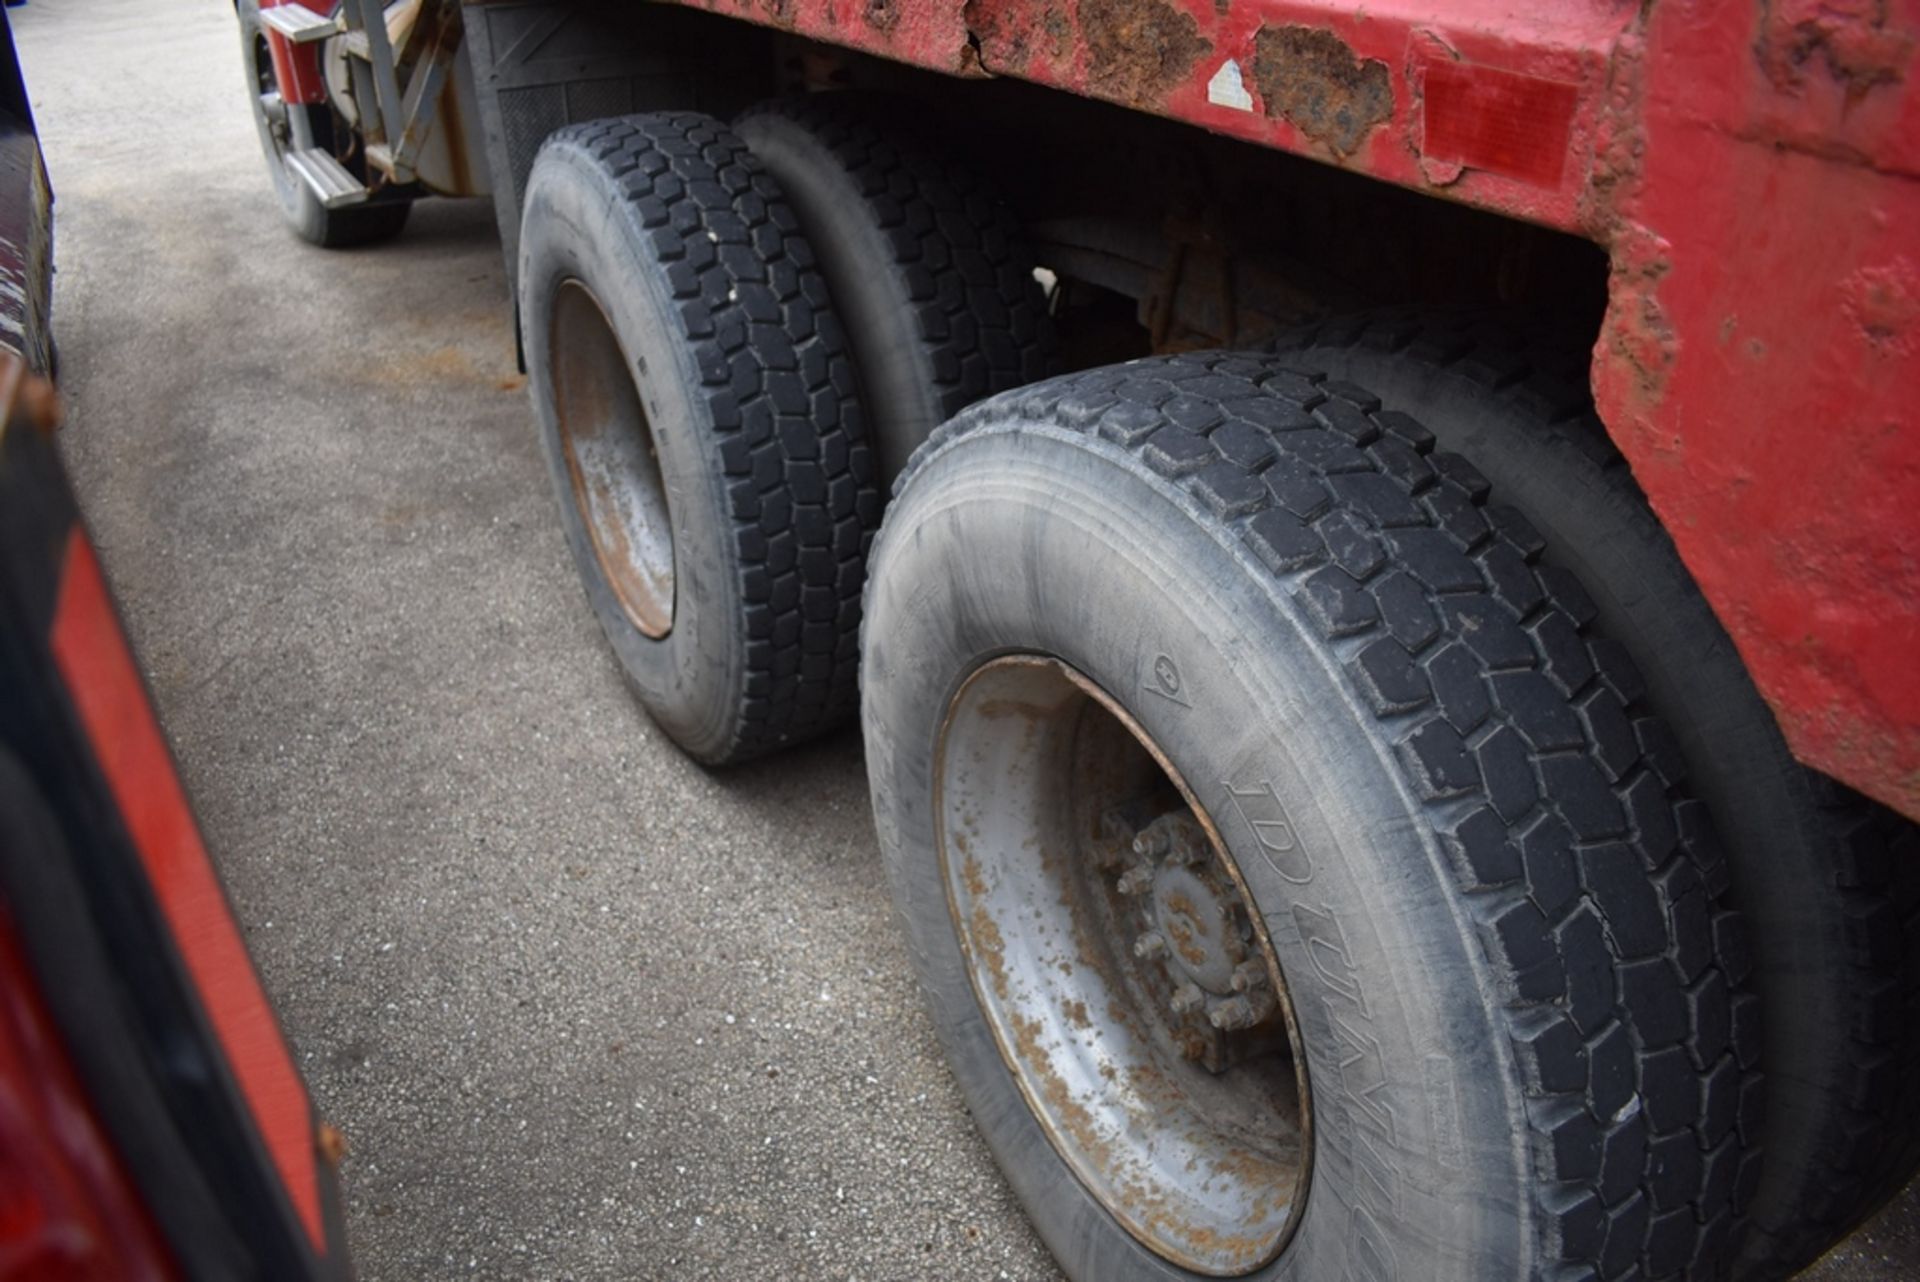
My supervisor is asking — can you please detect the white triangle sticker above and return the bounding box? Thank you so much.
[1207,59,1254,112]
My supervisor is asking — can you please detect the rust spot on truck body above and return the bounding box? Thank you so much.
[1081,0,1211,108]
[1842,257,1920,354]
[1251,25,1393,158]
[1759,0,1913,102]
[1603,236,1678,420]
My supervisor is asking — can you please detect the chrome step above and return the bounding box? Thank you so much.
[284,148,369,209]
[259,4,340,44]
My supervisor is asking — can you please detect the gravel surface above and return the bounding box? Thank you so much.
[11,2,1916,1279]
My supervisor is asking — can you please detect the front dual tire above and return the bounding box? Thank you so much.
[237,0,411,247]
[863,356,1761,1280]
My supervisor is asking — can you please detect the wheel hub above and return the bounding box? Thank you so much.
[1108,809,1283,1071]
[1151,862,1241,992]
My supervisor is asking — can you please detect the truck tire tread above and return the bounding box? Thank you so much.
[1270,305,1920,1275]
[735,93,1054,483]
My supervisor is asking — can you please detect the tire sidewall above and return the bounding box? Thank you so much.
[864,424,1529,1281]
[518,140,746,761]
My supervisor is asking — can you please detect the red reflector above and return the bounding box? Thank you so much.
[48,532,324,1250]
[0,906,175,1281]
[1421,58,1579,188]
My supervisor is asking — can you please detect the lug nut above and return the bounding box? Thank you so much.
[1116,864,1155,897]
[1134,812,1207,866]
[1164,827,1205,867]
[1170,982,1205,1015]
[1231,960,1268,994]
[1209,996,1259,1031]
[1210,986,1277,1030]
[1134,931,1169,961]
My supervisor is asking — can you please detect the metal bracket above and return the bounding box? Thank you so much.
[334,0,462,186]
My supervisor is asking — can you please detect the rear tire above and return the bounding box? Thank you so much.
[735,94,1053,486]
[238,0,411,248]
[864,354,1763,1280]
[1269,307,1920,1276]
[519,113,879,764]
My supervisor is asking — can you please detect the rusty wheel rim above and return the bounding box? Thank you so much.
[550,280,675,638]
[936,655,1312,1275]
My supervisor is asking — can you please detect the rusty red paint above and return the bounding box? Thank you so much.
[1081,0,1212,109]
[664,0,1632,229]
[1760,0,1915,100]
[1589,0,1920,819]
[1250,24,1391,158]
[1419,58,1579,188]
[49,533,327,1249]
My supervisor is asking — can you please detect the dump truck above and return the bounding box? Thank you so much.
[238,2,1920,1278]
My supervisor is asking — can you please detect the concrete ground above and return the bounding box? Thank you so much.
[10,2,1916,1280]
